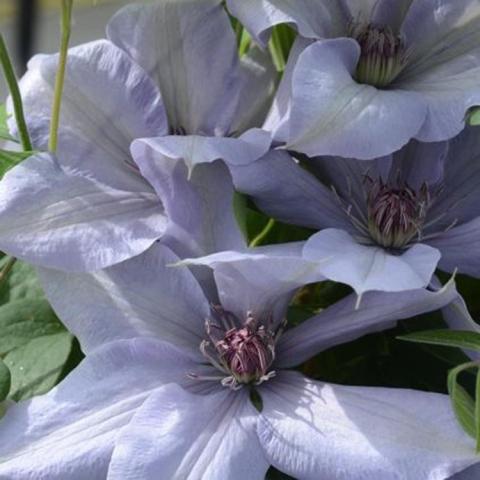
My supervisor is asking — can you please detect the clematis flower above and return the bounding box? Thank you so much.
[0,0,274,272]
[227,0,480,159]
[0,240,476,479]
[232,126,480,298]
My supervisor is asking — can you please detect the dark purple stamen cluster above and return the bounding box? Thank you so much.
[196,306,277,390]
[216,316,275,385]
[350,23,409,87]
[367,179,430,249]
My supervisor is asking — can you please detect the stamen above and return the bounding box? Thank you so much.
[367,178,430,248]
[199,340,229,374]
[350,23,409,88]
[330,185,370,237]
[194,307,278,390]
[188,373,226,382]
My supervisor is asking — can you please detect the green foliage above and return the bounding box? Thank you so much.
[269,24,296,71]
[243,203,314,246]
[4,332,74,401]
[0,104,16,142]
[399,326,480,446]
[476,371,480,452]
[0,257,83,402]
[447,362,477,440]
[469,107,480,126]
[0,36,32,150]
[0,298,66,356]
[0,256,44,302]
[0,104,33,177]
[0,149,34,179]
[233,192,249,240]
[399,329,480,352]
[0,358,10,402]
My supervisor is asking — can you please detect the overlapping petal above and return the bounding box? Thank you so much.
[261,37,311,143]
[400,60,480,143]
[179,243,326,324]
[0,153,165,272]
[428,126,480,227]
[257,371,478,480]
[451,464,480,479]
[303,229,441,296]
[9,40,167,191]
[39,244,209,355]
[130,143,246,259]
[107,384,268,480]
[107,0,275,137]
[107,0,237,135]
[286,39,426,159]
[230,150,352,232]
[0,338,195,480]
[230,0,480,158]
[428,218,480,277]
[276,277,457,368]
[229,47,277,133]
[226,0,348,46]
[131,129,271,173]
[401,0,480,63]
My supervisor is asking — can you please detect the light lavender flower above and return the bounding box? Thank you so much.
[228,0,480,159]
[0,241,476,479]
[0,0,274,272]
[232,126,480,298]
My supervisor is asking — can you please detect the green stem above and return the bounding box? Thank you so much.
[0,34,32,151]
[268,28,286,72]
[249,218,276,248]
[234,20,243,47]
[268,26,288,72]
[49,0,73,153]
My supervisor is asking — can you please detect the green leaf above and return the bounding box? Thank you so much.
[0,358,10,401]
[0,148,33,178]
[233,191,249,240]
[287,305,316,326]
[0,103,16,142]
[469,107,480,126]
[0,257,44,303]
[476,369,480,452]
[4,332,74,401]
[398,329,480,352]
[447,362,477,439]
[0,298,65,355]
[0,258,83,400]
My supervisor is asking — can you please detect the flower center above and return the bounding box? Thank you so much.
[350,23,408,87]
[367,179,430,249]
[194,307,277,390]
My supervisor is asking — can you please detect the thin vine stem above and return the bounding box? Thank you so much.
[249,218,276,248]
[49,0,73,153]
[0,34,32,151]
